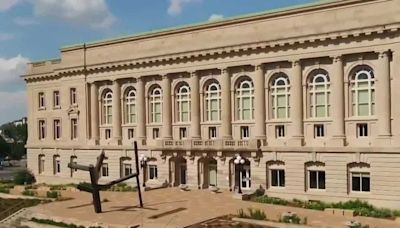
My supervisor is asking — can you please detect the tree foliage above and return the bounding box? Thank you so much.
[0,120,27,160]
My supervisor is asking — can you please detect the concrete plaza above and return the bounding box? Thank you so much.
[25,188,400,228]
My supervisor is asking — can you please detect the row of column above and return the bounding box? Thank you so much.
[89,52,391,143]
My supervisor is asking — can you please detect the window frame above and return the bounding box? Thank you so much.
[176,85,191,123]
[236,79,254,121]
[70,88,77,106]
[205,82,221,122]
[125,88,137,124]
[38,92,45,109]
[102,91,113,125]
[53,91,60,109]
[71,118,78,140]
[38,119,46,140]
[350,67,375,117]
[308,72,330,118]
[270,74,290,119]
[150,87,162,123]
[53,119,61,140]
[267,162,286,188]
[148,164,158,180]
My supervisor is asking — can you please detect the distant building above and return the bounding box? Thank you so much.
[12,117,27,127]
[23,0,400,209]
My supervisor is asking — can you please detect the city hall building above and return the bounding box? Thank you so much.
[24,0,400,208]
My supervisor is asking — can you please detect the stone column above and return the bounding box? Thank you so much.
[221,68,232,139]
[136,77,146,140]
[254,64,266,139]
[331,56,345,145]
[90,83,99,142]
[112,80,122,143]
[290,60,304,145]
[190,71,201,139]
[376,51,391,137]
[162,75,172,139]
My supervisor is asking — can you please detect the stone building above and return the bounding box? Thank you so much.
[23,0,400,208]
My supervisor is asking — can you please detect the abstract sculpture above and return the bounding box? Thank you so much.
[68,141,143,213]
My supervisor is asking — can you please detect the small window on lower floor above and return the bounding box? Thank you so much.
[101,163,109,177]
[209,127,217,139]
[123,163,132,176]
[314,124,325,138]
[270,169,285,187]
[357,123,368,138]
[149,165,158,180]
[275,125,285,138]
[351,172,370,192]
[240,126,249,139]
[179,127,187,139]
[309,170,325,190]
[128,128,134,139]
[153,128,160,139]
[105,129,111,140]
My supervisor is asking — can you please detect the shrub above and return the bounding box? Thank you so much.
[304,201,329,211]
[22,190,37,196]
[247,208,267,220]
[281,214,301,224]
[49,185,68,191]
[109,183,137,192]
[13,169,36,185]
[253,195,288,206]
[0,186,10,193]
[237,208,247,218]
[46,191,59,199]
[30,217,86,228]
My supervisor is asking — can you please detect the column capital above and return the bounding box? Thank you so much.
[377,50,390,59]
[332,55,343,63]
[162,74,170,80]
[221,67,230,74]
[291,59,301,67]
[190,71,198,77]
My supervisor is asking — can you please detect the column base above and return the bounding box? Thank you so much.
[112,137,122,146]
[327,136,346,147]
[89,139,99,146]
[288,136,304,147]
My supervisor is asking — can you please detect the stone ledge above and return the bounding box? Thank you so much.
[232,217,312,228]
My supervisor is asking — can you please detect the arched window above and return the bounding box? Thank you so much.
[102,91,113,125]
[271,74,290,119]
[205,82,221,122]
[150,87,162,123]
[176,85,190,122]
[236,79,254,120]
[305,161,326,190]
[308,71,330,118]
[348,162,370,193]
[351,66,375,117]
[125,88,136,124]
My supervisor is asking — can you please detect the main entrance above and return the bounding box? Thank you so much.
[198,157,218,188]
[229,157,251,191]
[169,156,187,186]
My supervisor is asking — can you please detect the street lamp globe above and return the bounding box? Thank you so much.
[240,158,245,164]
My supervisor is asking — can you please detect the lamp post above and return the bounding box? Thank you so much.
[234,154,245,194]
[139,154,148,187]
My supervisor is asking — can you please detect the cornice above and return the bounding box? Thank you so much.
[25,22,400,80]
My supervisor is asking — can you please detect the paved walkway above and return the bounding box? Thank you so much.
[28,188,400,228]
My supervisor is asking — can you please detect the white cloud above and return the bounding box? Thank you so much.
[208,14,224,21]
[168,0,200,16]
[13,17,38,26]
[0,91,26,124]
[0,0,20,12]
[32,0,116,29]
[0,55,29,124]
[0,33,15,41]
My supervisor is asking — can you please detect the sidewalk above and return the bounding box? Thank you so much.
[27,188,400,228]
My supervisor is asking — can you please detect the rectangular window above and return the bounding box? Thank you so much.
[70,88,77,105]
[275,125,285,138]
[123,163,132,176]
[38,120,46,140]
[309,170,325,190]
[314,124,325,138]
[357,123,368,138]
[101,163,109,177]
[53,91,60,108]
[54,119,61,140]
[38,92,45,109]
[209,127,217,139]
[105,129,111,140]
[71,119,78,140]
[149,165,158,180]
[54,159,61,174]
[351,172,370,192]
[153,128,160,139]
[179,127,187,139]
[270,169,285,187]
[240,126,250,139]
[128,128,134,139]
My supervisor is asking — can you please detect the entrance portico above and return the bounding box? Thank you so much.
[169,156,187,186]
[198,157,218,189]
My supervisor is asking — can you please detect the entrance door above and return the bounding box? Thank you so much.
[180,163,187,185]
[240,165,251,189]
[209,163,217,187]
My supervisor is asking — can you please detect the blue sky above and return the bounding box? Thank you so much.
[0,0,315,124]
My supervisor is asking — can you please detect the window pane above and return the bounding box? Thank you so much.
[318,171,326,189]
[277,108,286,119]
[316,93,325,105]
[316,106,325,117]
[358,90,369,103]
[352,175,360,191]
[271,170,278,186]
[211,100,218,110]
[277,95,286,107]
[279,170,285,187]
[243,110,250,120]
[362,176,370,192]
[358,104,369,116]
[309,171,317,189]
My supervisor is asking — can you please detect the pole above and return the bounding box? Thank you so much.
[89,165,102,213]
[238,164,242,194]
[134,141,144,208]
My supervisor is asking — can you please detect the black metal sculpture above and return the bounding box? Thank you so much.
[68,141,143,213]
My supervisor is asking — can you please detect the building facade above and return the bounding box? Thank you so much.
[24,0,400,208]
